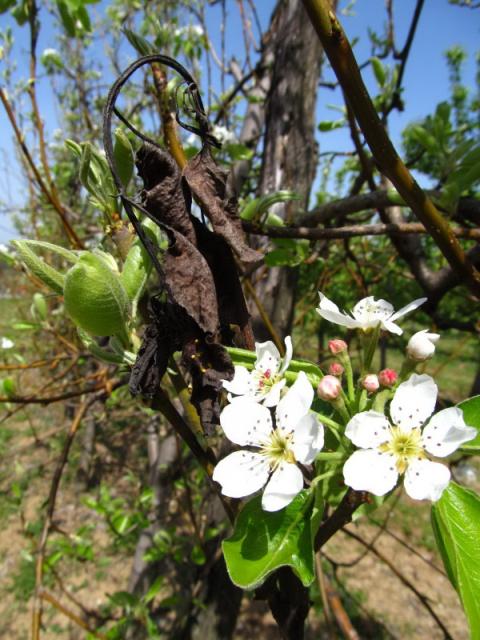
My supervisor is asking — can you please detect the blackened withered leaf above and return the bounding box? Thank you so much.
[129,298,196,398]
[183,146,262,269]
[165,229,220,336]
[182,337,234,435]
[192,218,250,333]
[136,143,196,245]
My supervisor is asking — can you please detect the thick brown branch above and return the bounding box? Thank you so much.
[301,0,480,297]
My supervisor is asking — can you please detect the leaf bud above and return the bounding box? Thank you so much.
[64,253,131,339]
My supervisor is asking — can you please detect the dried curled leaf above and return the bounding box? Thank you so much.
[183,147,262,269]
[182,337,234,435]
[164,229,220,336]
[136,144,195,244]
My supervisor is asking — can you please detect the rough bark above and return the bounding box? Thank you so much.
[249,0,326,341]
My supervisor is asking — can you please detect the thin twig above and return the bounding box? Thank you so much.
[0,89,83,248]
[39,590,107,639]
[245,220,480,241]
[342,528,454,640]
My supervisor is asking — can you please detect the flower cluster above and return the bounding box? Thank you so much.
[214,341,324,511]
[212,291,476,512]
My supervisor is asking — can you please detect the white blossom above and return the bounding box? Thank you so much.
[317,292,427,335]
[0,337,14,349]
[407,330,440,361]
[213,372,324,511]
[223,336,293,407]
[212,125,237,145]
[343,374,477,501]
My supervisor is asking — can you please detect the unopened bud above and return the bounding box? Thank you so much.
[362,374,379,393]
[407,330,440,362]
[329,362,344,376]
[328,339,348,355]
[317,375,342,401]
[378,368,398,388]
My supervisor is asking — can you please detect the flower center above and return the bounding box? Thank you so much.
[379,426,425,474]
[254,368,279,394]
[260,429,295,468]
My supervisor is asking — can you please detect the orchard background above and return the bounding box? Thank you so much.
[1,0,480,638]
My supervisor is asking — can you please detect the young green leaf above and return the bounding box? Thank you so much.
[12,240,66,295]
[431,482,480,636]
[458,395,480,454]
[222,491,315,589]
[113,128,134,188]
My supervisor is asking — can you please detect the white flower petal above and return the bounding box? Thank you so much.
[261,463,304,511]
[220,398,272,446]
[381,319,403,335]
[390,374,437,431]
[213,451,270,498]
[343,449,398,496]
[404,459,450,501]
[389,297,427,322]
[255,340,281,375]
[353,297,394,324]
[263,379,287,407]
[279,335,293,374]
[292,413,324,464]
[317,293,359,329]
[345,411,390,449]
[422,407,477,457]
[276,371,313,433]
[222,366,251,396]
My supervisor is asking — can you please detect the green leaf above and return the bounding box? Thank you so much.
[56,0,76,37]
[371,57,386,87]
[11,0,29,24]
[0,0,16,14]
[431,482,480,636]
[32,292,48,321]
[123,28,156,56]
[458,395,480,453]
[1,377,16,397]
[144,576,164,604]
[240,191,300,223]
[222,491,315,589]
[113,128,134,188]
[12,241,66,295]
[318,119,344,132]
[75,5,91,32]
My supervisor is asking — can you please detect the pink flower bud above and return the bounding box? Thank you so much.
[362,374,379,393]
[329,362,344,376]
[317,375,342,401]
[378,368,398,388]
[328,339,348,355]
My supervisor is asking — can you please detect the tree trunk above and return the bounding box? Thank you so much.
[250,0,325,341]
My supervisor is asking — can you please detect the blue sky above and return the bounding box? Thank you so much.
[0,0,479,244]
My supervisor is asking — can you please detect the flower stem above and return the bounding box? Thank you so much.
[362,324,381,373]
[311,470,337,488]
[340,351,355,404]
